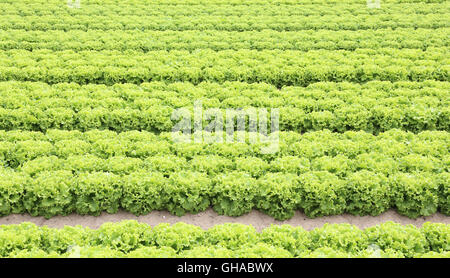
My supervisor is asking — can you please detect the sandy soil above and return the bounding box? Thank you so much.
[0,209,448,231]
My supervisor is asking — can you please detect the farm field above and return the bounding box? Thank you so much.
[0,0,449,259]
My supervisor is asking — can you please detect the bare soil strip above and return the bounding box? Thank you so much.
[1,209,448,231]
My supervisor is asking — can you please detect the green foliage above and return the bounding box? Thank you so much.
[87,221,153,253]
[3,28,448,52]
[390,173,439,218]
[365,222,429,257]
[0,169,27,215]
[0,79,447,134]
[270,156,310,175]
[23,170,74,218]
[179,246,233,258]
[344,170,392,216]
[212,172,257,216]
[308,224,369,253]
[0,0,448,259]
[0,129,447,219]
[1,48,447,88]
[297,171,346,217]
[165,171,211,216]
[151,222,205,252]
[256,173,299,220]
[73,172,122,215]
[121,171,167,215]
[260,225,310,256]
[127,246,177,258]
[191,155,234,175]
[206,223,259,250]
[421,223,450,252]
[436,172,450,215]
[0,221,448,258]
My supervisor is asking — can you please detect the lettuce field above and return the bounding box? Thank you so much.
[0,0,448,259]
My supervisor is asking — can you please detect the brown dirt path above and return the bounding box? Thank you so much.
[0,209,448,231]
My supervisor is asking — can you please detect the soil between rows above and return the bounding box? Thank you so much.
[1,209,448,232]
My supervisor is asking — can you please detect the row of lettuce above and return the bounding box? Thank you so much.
[2,0,446,5]
[2,80,447,103]
[2,28,448,52]
[0,221,448,258]
[11,149,448,176]
[2,1,446,16]
[2,4,448,32]
[0,81,448,133]
[1,48,447,87]
[3,80,448,99]
[0,167,447,219]
[0,129,447,163]
[0,102,446,133]
[4,80,448,99]
[1,165,448,219]
[1,129,447,219]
